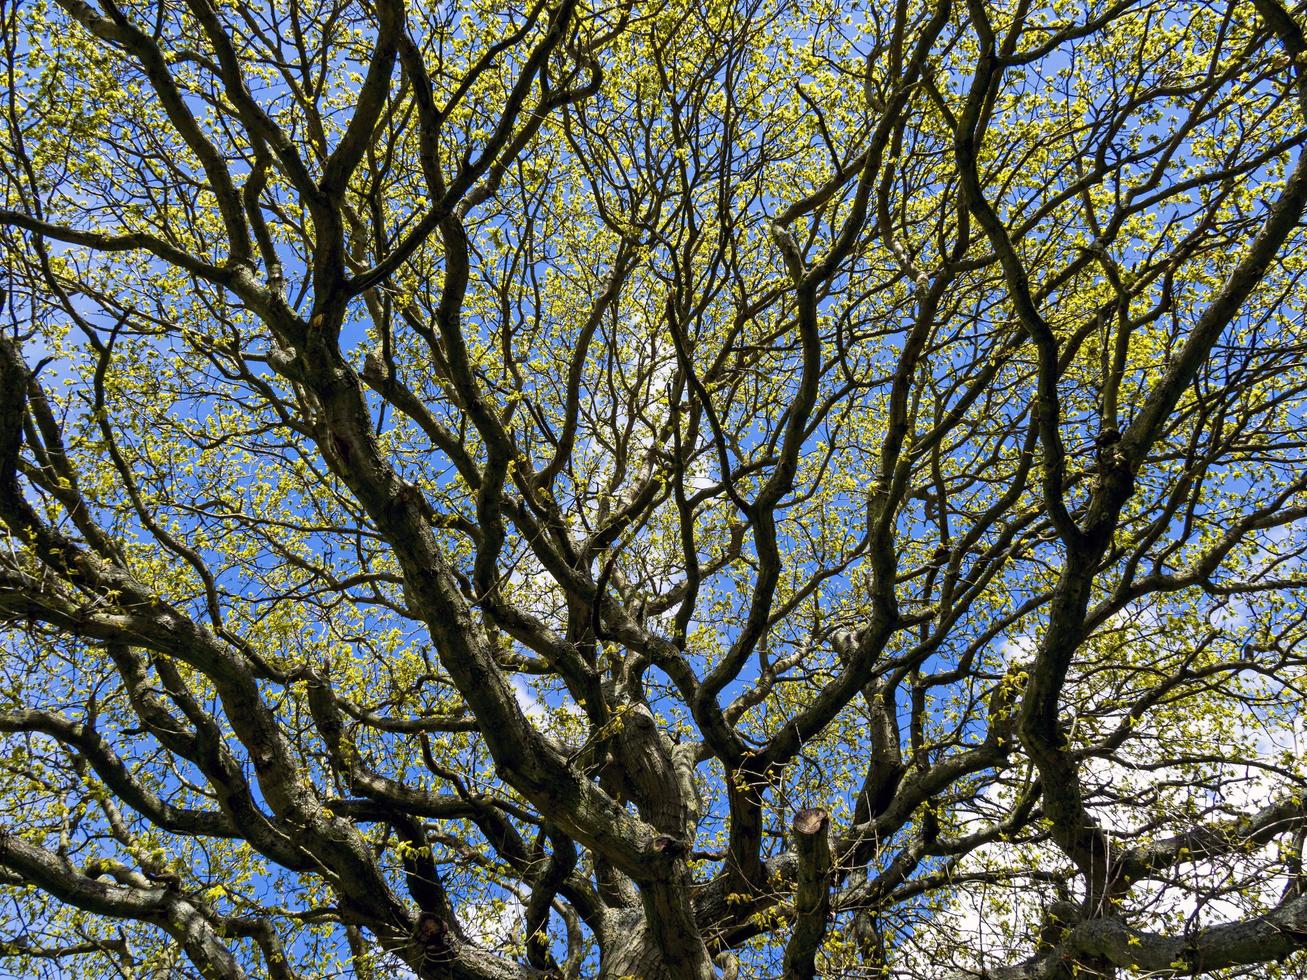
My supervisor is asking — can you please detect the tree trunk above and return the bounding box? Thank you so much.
[600,909,716,980]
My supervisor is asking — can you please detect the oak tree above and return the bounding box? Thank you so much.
[2,0,1307,976]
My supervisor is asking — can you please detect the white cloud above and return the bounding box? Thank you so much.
[460,895,525,948]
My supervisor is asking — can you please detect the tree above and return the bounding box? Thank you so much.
[1,0,1306,975]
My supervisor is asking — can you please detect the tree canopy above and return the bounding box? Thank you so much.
[2,0,1307,976]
